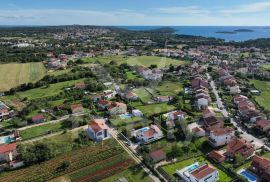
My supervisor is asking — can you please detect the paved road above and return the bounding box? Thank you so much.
[206,73,269,150]
[109,129,162,182]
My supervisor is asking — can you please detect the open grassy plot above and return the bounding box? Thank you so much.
[47,69,71,76]
[19,121,65,140]
[133,88,154,103]
[100,167,153,182]
[154,81,183,96]
[135,103,176,117]
[0,139,136,182]
[0,62,46,92]
[6,78,85,100]
[110,116,143,127]
[82,55,186,68]
[162,156,233,182]
[250,79,270,111]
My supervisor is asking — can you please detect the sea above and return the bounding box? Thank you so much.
[118,26,270,42]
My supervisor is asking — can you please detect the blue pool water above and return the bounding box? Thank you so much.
[0,136,15,144]
[240,170,256,182]
[188,164,199,172]
[120,114,132,119]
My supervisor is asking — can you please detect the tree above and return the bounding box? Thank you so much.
[235,153,245,165]
[168,144,182,159]
[59,160,70,170]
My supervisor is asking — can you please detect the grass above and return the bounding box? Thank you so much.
[100,167,152,182]
[19,122,65,140]
[0,62,46,92]
[47,69,71,76]
[5,78,85,100]
[135,103,176,117]
[82,55,187,68]
[111,116,143,127]
[154,81,183,96]
[162,156,233,182]
[250,79,270,111]
[133,88,153,103]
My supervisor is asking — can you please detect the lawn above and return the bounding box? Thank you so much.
[82,55,186,68]
[47,69,71,76]
[100,167,153,182]
[133,88,154,103]
[0,62,46,92]
[19,121,65,140]
[250,79,270,111]
[162,156,233,182]
[135,103,176,117]
[6,78,85,100]
[111,116,143,127]
[154,81,183,96]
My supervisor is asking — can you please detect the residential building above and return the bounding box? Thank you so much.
[132,109,143,117]
[166,110,186,121]
[97,100,111,110]
[176,163,219,182]
[32,114,45,124]
[74,82,86,90]
[134,125,163,143]
[192,127,206,137]
[208,127,234,147]
[225,138,255,159]
[86,119,110,141]
[203,116,224,132]
[256,119,270,132]
[154,96,172,103]
[0,101,11,119]
[203,108,216,119]
[107,102,127,115]
[125,91,138,101]
[249,155,270,181]
[0,143,17,162]
[70,104,84,114]
[149,149,166,163]
[209,150,226,163]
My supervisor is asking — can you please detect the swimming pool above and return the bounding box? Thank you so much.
[0,135,15,144]
[188,163,199,172]
[120,113,132,119]
[240,170,257,182]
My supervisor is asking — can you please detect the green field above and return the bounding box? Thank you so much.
[133,88,153,103]
[111,116,143,127]
[135,103,176,117]
[19,122,65,140]
[162,156,233,182]
[250,79,270,111]
[82,55,187,68]
[5,78,85,100]
[0,62,46,92]
[155,81,183,96]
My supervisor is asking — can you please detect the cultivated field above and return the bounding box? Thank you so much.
[82,55,187,68]
[0,139,140,182]
[0,62,46,92]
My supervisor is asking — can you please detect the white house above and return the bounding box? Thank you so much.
[134,125,163,143]
[196,95,209,110]
[86,119,111,141]
[132,109,143,117]
[0,101,11,119]
[176,163,219,182]
[107,102,127,115]
[0,143,17,163]
[166,110,186,121]
[229,86,241,95]
[208,127,234,147]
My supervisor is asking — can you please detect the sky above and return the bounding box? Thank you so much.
[1,0,270,26]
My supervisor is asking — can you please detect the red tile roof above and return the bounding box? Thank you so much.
[191,164,216,180]
[211,127,234,136]
[71,104,83,111]
[143,128,156,137]
[226,138,254,158]
[0,143,17,153]
[256,119,270,130]
[209,150,225,163]
[32,114,44,121]
[149,149,166,162]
